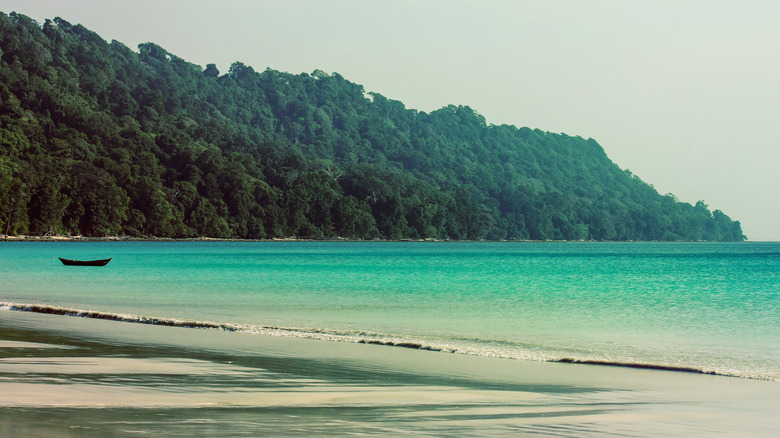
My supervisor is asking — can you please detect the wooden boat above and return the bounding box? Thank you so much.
[59,257,112,266]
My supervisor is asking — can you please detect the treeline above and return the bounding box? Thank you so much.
[0,12,745,241]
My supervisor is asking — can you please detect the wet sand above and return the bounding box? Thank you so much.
[1,310,778,436]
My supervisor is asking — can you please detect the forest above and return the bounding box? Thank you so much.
[0,12,745,241]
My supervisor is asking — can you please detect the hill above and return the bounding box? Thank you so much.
[0,12,745,241]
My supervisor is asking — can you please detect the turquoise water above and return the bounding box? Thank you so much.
[1,241,778,380]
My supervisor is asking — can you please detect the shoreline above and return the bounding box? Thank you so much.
[0,233,568,243]
[2,310,779,436]
[1,301,761,381]
[0,234,754,243]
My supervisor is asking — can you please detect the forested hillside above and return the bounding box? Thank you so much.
[0,13,745,241]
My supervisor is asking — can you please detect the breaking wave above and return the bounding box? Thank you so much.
[1,301,774,381]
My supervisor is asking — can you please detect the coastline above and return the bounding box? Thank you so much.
[0,233,517,243]
[0,233,566,244]
[2,310,779,436]
[0,234,754,243]
[0,234,276,242]
[2,301,766,381]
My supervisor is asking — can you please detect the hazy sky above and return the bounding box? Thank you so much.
[4,1,779,240]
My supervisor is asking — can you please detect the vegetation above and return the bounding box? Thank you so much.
[0,12,745,241]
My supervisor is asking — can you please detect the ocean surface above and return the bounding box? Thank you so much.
[1,241,778,381]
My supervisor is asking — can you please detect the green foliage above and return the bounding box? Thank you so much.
[0,12,746,241]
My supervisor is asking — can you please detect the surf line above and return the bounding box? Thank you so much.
[0,302,425,344]
[0,301,462,356]
[555,358,718,376]
[0,302,248,332]
[0,302,744,380]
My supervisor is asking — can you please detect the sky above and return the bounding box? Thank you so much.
[3,0,778,240]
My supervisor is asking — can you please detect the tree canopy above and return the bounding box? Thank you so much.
[0,12,745,241]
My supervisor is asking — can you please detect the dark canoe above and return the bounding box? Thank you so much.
[59,257,112,266]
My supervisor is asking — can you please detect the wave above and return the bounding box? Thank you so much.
[0,301,773,381]
[553,358,718,375]
[0,301,453,348]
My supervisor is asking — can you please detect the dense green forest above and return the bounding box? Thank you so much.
[0,12,745,241]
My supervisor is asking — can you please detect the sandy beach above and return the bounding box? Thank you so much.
[1,310,778,437]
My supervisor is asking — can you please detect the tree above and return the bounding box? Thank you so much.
[204,63,219,78]
[0,13,746,241]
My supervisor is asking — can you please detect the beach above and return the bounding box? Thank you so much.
[2,310,779,437]
[1,240,778,435]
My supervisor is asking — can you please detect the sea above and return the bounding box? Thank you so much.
[1,241,779,382]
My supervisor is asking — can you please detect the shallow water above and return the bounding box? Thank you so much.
[1,241,778,380]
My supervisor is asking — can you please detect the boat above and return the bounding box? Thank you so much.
[58,257,112,266]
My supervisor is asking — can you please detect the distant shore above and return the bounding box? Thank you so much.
[0,234,438,243]
[0,234,349,242]
[0,234,745,243]
[0,234,548,243]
